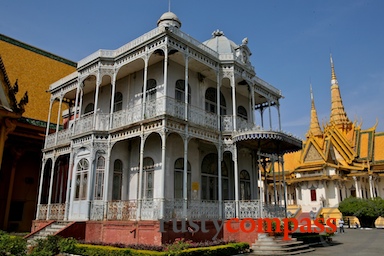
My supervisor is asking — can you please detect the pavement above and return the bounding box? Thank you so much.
[300,228,384,256]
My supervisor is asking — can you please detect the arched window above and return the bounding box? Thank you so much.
[113,92,123,112]
[144,79,157,101]
[201,153,228,200]
[174,158,191,199]
[112,159,123,200]
[175,80,191,103]
[75,158,89,200]
[237,106,248,120]
[84,103,94,115]
[142,157,154,199]
[240,170,251,200]
[94,156,105,200]
[205,88,226,115]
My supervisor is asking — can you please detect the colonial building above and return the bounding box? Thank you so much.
[284,56,384,222]
[0,34,76,232]
[31,12,301,245]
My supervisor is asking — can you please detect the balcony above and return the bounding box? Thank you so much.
[38,199,285,221]
[45,96,297,149]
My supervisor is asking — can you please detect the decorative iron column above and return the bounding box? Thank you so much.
[36,158,47,220]
[93,72,102,129]
[64,150,74,221]
[46,156,56,220]
[54,94,63,145]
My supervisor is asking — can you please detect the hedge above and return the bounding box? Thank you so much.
[66,242,249,256]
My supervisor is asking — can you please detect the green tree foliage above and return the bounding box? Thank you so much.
[338,197,384,228]
[0,231,27,256]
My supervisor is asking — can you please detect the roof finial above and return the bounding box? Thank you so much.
[168,0,171,12]
[330,53,338,85]
[329,55,351,129]
[307,83,322,137]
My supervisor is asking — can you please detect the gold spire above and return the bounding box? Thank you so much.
[307,84,322,137]
[329,55,351,128]
[330,54,338,85]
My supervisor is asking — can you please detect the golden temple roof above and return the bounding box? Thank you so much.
[329,55,351,129]
[306,85,322,138]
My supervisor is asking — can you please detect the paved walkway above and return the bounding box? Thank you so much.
[305,228,384,256]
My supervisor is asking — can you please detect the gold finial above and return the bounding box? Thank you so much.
[307,84,322,137]
[330,54,338,85]
[329,55,351,129]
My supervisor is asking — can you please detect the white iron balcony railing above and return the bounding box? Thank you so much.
[110,96,218,130]
[45,97,276,149]
[45,129,71,148]
[221,115,260,132]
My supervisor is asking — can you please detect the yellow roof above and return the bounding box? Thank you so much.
[0,34,76,123]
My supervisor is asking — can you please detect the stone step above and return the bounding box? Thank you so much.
[252,243,310,251]
[250,247,315,255]
[254,240,303,247]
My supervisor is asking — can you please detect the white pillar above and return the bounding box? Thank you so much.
[44,99,54,148]
[72,82,81,131]
[46,157,56,220]
[353,176,360,198]
[251,84,255,125]
[184,54,189,120]
[233,145,239,217]
[103,145,111,220]
[64,151,74,221]
[137,131,145,220]
[369,175,374,198]
[54,96,63,145]
[109,72,117,126]
[141,49,149,120]
[183,135,188,218]
[268,100,272,130]
[218,144,222,219]
[36,158,47,220]
[160,126,166,219]
[93,74,101,129]
[231,76,237,131]
[163,36,168,110]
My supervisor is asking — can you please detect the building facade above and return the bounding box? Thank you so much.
[32,12,301,244]
[285,56,384,221]
[0,34,76,232]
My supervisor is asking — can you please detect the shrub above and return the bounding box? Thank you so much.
[163,238,191,254]
[338,196,384,227]
[29,235,61,256]
[58,237,78,253]
[0,230,27,256]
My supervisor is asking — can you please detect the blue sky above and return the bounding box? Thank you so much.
[1,0,383,138]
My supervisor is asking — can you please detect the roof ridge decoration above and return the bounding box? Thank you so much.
[307,84,322,138]
[329,54,351,130]
[0,55,28,114]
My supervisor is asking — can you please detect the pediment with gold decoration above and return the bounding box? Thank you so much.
[301,137,326,164]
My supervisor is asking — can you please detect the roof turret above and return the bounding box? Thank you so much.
[157,11,181,28]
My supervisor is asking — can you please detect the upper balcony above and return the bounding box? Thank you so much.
[45,96,301,151]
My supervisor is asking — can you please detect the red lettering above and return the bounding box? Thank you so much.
[299,217,312,232]
[313,218,325,233]
[326,218,337,233]
[283,218,298,241]
[226,218,239,233]
[261,218,281,233]
[240,218,256,233]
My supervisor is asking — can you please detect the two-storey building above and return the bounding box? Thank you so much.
[32,11,301,245]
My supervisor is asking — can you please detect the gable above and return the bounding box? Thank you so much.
[303,143,323,162]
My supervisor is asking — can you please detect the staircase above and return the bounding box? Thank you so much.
[26,221,69,244]
[250,233,315,255]
[295,212,311,223]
